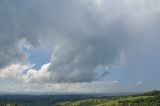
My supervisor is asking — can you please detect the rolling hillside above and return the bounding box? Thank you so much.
[55,91,160,106]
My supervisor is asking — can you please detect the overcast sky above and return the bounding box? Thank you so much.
[0,0,160,93]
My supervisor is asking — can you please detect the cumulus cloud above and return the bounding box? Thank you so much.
[44,0,160,83]
[0,0,160,87]
[0,64,31,84]
[24,63,51,83]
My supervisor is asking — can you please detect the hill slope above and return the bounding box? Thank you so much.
[55,91,160,106]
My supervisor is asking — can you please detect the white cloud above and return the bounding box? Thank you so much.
[109,80,119,84]
[136,81,143,86]
[24,63,51,83]
[0,64,31,83]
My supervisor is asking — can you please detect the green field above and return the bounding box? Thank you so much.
[55,91,160,106]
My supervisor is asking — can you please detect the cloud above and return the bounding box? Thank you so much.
[44,0,160,83]
[24,63,51,83]
[0,0,160,87]
[136,81,143,86]
[0,64,31,83]
[0,0,41,69]
[108,80,119,84]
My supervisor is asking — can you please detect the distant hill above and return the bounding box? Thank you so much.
[141,90,160,96]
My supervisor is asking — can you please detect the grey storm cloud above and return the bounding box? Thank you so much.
[0,0,41,68]
[48,21,128,83]
[0,0,160,83]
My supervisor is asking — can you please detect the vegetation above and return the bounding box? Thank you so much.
[0,91,160,106]
[55,90,160,106]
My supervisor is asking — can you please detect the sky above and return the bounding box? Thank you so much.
[0,0,160,93]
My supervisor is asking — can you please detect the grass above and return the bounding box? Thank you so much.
[55,92,160,106]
